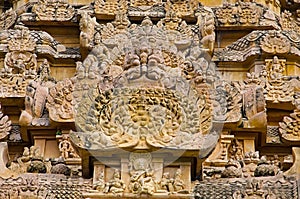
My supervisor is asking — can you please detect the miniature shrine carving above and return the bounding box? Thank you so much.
[32,0,75,21]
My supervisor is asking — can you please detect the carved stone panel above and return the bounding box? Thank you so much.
[32,0,75,21]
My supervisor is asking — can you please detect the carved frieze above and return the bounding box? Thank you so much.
[32,0,75,21]
[213,30,300,62]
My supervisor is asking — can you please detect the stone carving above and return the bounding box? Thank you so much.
[228,139,244,161]
[261,32,291,54]
[71,16,223,152]
[128,0,164,18]
[0,104,12,141]
[79,11,97,49]
[58,134,79,159]
[19,59,55,126]
[265,56,293,103]
[215,2,263,26]
[129,153,157,195]
[242,84,266,128]
[213,30,300,62]
[254,156,278,177]
[0,8,17,30]
[32,0,75,21]
[165,0,199,17]
[196,7,216,53]
[280,10,300,34]
[103,169,126,194]
[0,174,92,198]
[46,78,74,122]
[0,26,37,97]
[94,172,105,192]
[94,0,127,17]
[266,126,281,144]
[8,125,22,142]
[279,106,300,142]
[221,159,242,178]
[8,146,46,174]
[194,176,297,199]
[50,157,71,176]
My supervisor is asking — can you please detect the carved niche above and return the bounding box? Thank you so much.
[32,0,75,21]
[19,59,56,126]
[264,56,293,103]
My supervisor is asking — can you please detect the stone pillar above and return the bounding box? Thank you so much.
[0,142,13,178]
[121,158,130,192]
[152,157,163,182]
[180,162,191,191]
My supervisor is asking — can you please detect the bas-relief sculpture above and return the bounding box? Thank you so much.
[0,0,299,199]
[32,0,75,21]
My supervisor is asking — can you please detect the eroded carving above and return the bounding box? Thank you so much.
[104,169,126,194]
[0,104,12,141]
[46,78,74,122]
[279,106,300,142]
[0,8,17,30]
[58,134,79,159]
[32,0,75,21]
[19,59,55,126]
[196,7,216,53]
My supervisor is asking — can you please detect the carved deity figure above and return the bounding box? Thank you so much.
[94,172,105,192]
[104,169,126,194]
[173,169,185,192]
[58,134,79,159]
